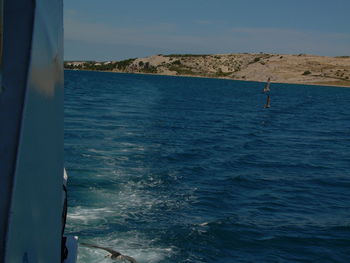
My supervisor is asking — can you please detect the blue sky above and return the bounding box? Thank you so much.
[64,0,350,60]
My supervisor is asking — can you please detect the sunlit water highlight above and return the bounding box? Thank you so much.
[65,70,350,263]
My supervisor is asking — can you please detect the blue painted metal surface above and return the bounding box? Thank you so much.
[0,0,64,262]
[0,0,36,260]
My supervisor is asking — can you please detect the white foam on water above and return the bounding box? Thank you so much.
[87,148,107,154]
[67,179,181,262]
[67,206,113,226]
[113,156,130,161]
[78,233,175,263]
[67,166,192,263]
[78,247,109,263]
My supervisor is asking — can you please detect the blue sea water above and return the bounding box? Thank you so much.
[64,70,350,263]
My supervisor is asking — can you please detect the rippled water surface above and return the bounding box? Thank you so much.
[64,70,350,263]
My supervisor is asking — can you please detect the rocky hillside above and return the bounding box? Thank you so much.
[65,53,350,87]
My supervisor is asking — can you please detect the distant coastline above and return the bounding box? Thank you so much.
[65,53,350,87]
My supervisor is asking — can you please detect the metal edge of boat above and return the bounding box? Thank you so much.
[0,0,78,262]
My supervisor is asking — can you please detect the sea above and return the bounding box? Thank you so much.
[64,70,350,263]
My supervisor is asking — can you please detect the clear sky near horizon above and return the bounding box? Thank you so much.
[64,0,350,61]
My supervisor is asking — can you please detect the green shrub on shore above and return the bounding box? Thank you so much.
[64,61,117,71]
[64,62,75,69]
[248,57,261,65]
[141,62,157,73]
[164,54,210,58]
[302,70,311,75]
[116,58,136,70]
[169,65,196,75]
[215,69,231,77]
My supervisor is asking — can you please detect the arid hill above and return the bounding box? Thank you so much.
[65,53,350,87]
